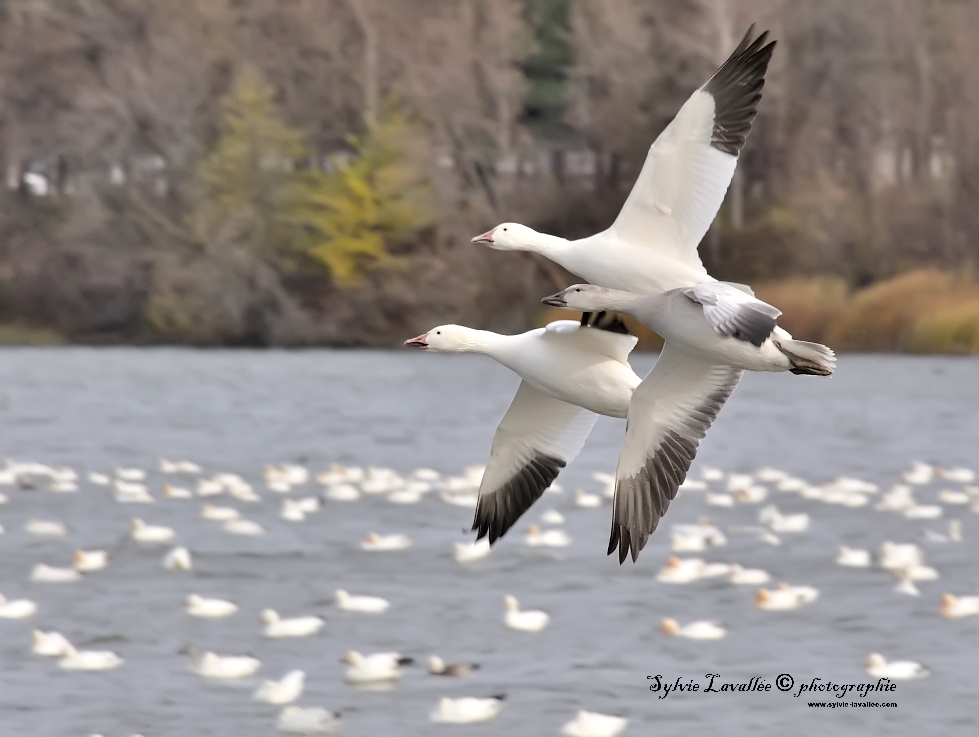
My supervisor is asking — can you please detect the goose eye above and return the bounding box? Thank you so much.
[503,227,508,232]
[575,288,581,292]
[436,331,441,335]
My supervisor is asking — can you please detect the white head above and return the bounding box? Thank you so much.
[427,655,445,673]
[260,608,279,624]
[471,223,542,251]
[403,325,480,352]
[661,618,681,635]
[541,284,631,312]
[503,594,519,612]
[866,653,886,668]
[283,669,305,686]
[335,589,349,605]
[340,650,364,666]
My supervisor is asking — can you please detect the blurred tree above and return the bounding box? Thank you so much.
[194,67,307,255]
[521,0,575,136]
[293,109,432,287]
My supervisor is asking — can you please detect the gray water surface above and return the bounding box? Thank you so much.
[0,349,977,736]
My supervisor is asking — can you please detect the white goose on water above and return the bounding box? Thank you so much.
[276,706,341,734]
[562,710,628,737]
[405,313,640,545]
[427,655,480,677]
[940,593,979,619]
[525,523,572,548]
[73,549,108,572]
[335,589,389,614]
[58,644,123,671]
[341,651,413,684]
[865,653,928,679]
[430,695,505,724]
[253,669,305,705]
[32,629,71,655]
[542,284,834,563]
[185,594,238,618]
[0,594,37,619]
[661,618,726,640]
[261,609,324,638]
[130,518,174,543]
[187,646,260,680]
[503,595,549,632]
[471,27,776,298]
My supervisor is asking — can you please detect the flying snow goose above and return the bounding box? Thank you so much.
[562,710,628,737]
[472,27,775,295]
[253,669,305,705]
[341,651,412,684]
[660,618,726,640]
[430,695,505,724]
[542,285,833,562]
[405,313,640,544]
[276,706,341,734]
[427,655,480,677]
[334,589,389,613]
[865,653,928,679]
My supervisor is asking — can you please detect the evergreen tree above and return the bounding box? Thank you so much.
[195,67,306,254]
[521,0,575,136]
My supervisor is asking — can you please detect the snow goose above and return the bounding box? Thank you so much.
[430,695,505,724]
[427,655,480,677]
[894,576,920,597]
[201,504,239,521]
[32,629,71,655]
[361,532,411,551]
[405,313,640,544]
[759,506,810,533]
[224,518,265,535]
[324,483,360,502]
[73,549,108,572]
[542,285,834,562]
[661,618,725,640]
[865,653,928,679]
[541,509,565,525]
[261,609,324,638]
[503,594,549,632]
[281,499,307,521]
[87,472,111,485]
[656,556,706,584]
[0,594,37,618]
[562,710,628,737]
[879,542,922,570]
[276,706,341,734]
[574,489,602,508]
[253,669,305,705]
[940,594,979,619]
[453,538,491,564]
[938,467,975,483]
[162,546,192,571]
[25,519,68,537]
[58,644,123,671]
[902,462,934,485]
[892,564,939,582]
[756,586,815,611]
[836,546,871,568]
[31,564,81,583]
[334,589,389,614]
[130,518,174,543]
[185,594,238,618]
[340,651,412,684]
[188,647,260,680]
[728,564,770,585]
[526,523,572,548]
[472,27,775,296]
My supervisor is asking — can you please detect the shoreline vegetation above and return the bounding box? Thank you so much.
[539,269,979,355]
[3,269,979,355]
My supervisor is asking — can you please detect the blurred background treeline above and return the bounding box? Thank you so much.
[2,0,979,351]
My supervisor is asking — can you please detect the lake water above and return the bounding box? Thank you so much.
[0,349,977,736]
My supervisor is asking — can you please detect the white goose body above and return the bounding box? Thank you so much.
[261,609,324,638]
[406,318,640,545]
[335,589,389,614]
[253,669,305,705]
[341,650,412,683]
[58,644,123,671]
[189,647,260,679]
[430,695,505,724]
[185,594,238,618]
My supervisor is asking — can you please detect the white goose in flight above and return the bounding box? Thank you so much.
[542,284,834,563]
[472,26,776,295]
[405,312,640,543]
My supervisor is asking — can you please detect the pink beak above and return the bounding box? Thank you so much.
[471,228,495,245]
[404,333,428,349]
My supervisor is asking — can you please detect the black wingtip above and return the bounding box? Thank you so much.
[470,453,566,545]
[397,657,414,666]
[581,311,632,335]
